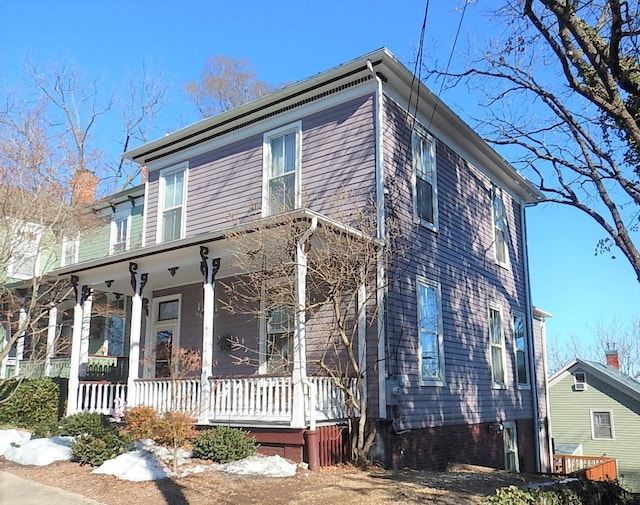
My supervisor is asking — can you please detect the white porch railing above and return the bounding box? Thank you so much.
[71,376,357,425]
[77,382,127,416]
[133,378,201,416]
[208,376,293,423]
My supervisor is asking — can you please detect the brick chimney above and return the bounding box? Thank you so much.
[71,169,98,205]
[605,348,620,370]
[140,165,148,184]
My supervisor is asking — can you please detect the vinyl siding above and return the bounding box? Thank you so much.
[382,96,533,429]
[144,94,376,246]
[550,371,640,492]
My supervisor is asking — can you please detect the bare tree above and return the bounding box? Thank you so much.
[220,202,400,465]
[185,55,275,118]
[428,0,640,281]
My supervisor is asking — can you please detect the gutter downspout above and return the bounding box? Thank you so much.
[296,217,319,470]
[367,59,387,421]
[521,202,542,472]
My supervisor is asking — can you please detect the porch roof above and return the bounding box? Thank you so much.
[52,209,379,294]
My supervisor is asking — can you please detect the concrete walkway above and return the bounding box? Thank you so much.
[0,471,103,505]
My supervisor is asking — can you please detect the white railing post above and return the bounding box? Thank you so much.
[67,277,86,416]
[126,262,147,409]
[45,305,58,377]
[199,248,219,422]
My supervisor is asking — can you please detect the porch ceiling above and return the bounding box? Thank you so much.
[52,209,377,296]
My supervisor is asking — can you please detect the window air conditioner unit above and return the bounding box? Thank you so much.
[574,382,586,391]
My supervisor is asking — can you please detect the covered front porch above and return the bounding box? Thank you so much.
[54,210,368,432]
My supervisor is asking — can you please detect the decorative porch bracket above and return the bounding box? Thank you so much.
[200,246,220,422]
[127,262,148,408]
[67,275,90,415]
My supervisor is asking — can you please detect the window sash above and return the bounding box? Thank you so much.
[418,281,443,383]
[513,314,529,386]
[266,130,298,215]
[489,307,505,385]
[493,194,508,264]
[161,168,185,242]
[592,412,613,439]
[413,131,436,226]
[266,305,294,374]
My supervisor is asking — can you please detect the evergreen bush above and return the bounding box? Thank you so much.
[0,377,59,429]
[71,430,131,466]
[192,426,256,463]
[60,412,111,437]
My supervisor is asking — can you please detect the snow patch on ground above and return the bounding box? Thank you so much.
[0,429,32,456]
[0,430,297,480]
[3,436,73,466]
[222,455,297,478]
[93,450,169,481]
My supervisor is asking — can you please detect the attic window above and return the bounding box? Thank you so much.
[573,372,586,391]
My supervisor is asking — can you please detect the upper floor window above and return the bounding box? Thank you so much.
[61,235,79,266]
[492,190,509,266]
[412,128,437,230]
[513,312,530,387]
[263,122,301,216]
[158,165,187,243]
[8,223,41,279]
[417,277,445,385]
[591,410,614,440]
[110,211,131,254]
[489,304,506,387]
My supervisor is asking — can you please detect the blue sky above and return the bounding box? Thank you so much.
[1,0,638,352]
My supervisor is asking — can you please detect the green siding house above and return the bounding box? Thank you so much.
[549,355,640,492]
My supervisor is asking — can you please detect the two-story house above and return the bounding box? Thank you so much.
[51,48,549,471]
[549,351,640,491]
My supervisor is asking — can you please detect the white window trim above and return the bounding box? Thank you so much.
[491,189,510,269]
[411,126,438,233]
[261,121,303,217]
[512,311,530,390]
[489,303,508,389]
[417,275,445,387]
[258,278,294,375]
[110,209,132,255]
[574,371,587,391]
[590,409,615,440]
[60,234,80,267]
[144,294,182,378]
[7,222,42,280]
[156,163,188,244]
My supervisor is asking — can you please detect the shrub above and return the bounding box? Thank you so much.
[71,430,131,466]
[60,412,111,437]
[0,377,59,429]
[152,410,197,473]
[31,419,61,439]
[125,406,159,440]
[192,426,256,463]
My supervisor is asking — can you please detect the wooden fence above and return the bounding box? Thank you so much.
[553,454,618,482]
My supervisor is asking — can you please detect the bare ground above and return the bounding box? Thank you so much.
[0,458,550,505]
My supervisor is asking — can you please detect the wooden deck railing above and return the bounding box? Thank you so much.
[77,381,127,416]
[553,454,618,482]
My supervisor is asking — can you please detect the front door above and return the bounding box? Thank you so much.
[150,296,181,378]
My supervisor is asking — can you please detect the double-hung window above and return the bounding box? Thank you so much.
[8,223,41,279]
[492,191,509,266]
[513,312,530,387]
[591,410,614,440]
[417,277,444,385]
[489,304,506,387]
[110,211,131,254]
[263,122,301,216]
[61,235,79,266]
[412,128,438,230]
[159,165,186,243]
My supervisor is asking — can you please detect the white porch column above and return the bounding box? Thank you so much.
[0,318,8,379]
[127,262,147,408]
[79,291,93,377]
[199,247,220,423]
[45,305,58,377]
[292,217,317,428]
[67,276,87,415]
[14,307,27,377]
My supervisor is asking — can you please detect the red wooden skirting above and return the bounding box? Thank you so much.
[317,424,348,467]
[553,454,618,482]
